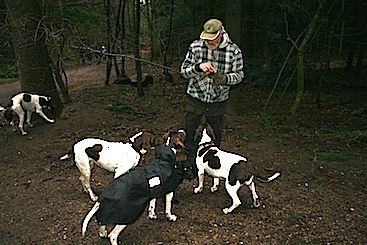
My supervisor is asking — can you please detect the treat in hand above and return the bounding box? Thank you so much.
[210,71,226,85]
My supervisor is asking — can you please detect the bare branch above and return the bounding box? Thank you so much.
[72,45,179,74]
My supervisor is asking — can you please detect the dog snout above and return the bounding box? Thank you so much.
[182,161,197,180]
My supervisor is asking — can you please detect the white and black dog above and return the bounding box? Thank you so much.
[60,130,157,201]
[81,130,188,245]
[9,92,55,135]
[193,122,281,214]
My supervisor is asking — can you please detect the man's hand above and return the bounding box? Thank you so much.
[199,62,215,73]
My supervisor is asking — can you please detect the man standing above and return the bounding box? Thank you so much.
[180,18,244,162]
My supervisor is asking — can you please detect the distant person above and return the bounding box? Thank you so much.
[101,45,108,63]
[180,18,244,163]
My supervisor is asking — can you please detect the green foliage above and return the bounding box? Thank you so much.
[106,100,137,114]
[41,163,56,172]
[65,163,76,169]
[64,1,104,25]
[315,150,348,161]
[0,65,18,79]
[289,213,305,222]
[335,129,367,140]
[112,124,133,135]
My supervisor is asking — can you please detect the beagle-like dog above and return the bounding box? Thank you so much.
[60,130,157,201]
[9,92,55,135]
[194,122,280,214]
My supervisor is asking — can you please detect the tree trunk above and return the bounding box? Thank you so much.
[163,0,174,79]
[134,0,143,96]
[225,0,242,115]
[104,0,113,85]
[244,0,255,58]
[5,0,63,117]
[120,0,127,74]
[285,0,328,124]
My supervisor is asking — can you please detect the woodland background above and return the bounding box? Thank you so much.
[0,1,367,244]
[0,0,366,124]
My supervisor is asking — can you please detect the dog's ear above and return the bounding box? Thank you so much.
[176,129,186,145]
[161,130,170,144]
[141,130,157,149]
[194,124,204,142]
[205,123,216,141]
[167,131,185,150]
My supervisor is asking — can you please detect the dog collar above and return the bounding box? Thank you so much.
[198,141,215,148]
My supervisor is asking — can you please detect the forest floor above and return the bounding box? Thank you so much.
[0,62,366,245]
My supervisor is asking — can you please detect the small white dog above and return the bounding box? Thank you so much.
[9,92,55,135]
[60,130,157,201]
[194,122,280,214]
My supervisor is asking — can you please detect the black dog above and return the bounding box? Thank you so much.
[0,105,13,129]
[177,159,197,181]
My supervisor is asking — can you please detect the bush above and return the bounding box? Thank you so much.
[0,65,18,79]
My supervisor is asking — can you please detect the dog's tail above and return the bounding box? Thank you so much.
[256,172,281,183]
[82,201,100,237]
[59,152,72,161]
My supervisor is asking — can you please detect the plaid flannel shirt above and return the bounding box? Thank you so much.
[180,32,244,103]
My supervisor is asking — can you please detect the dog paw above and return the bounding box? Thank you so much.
[210,186,218,192]
[21,131,28,136]
[99,232,108,238]
[252,200,261,208]
[99,230,108,238]
[166,214,177,222]
[222,208,230,214]
[91,195,98,202]
[193,187,203,193]
[148,213,157,220]
[49,119,55,123]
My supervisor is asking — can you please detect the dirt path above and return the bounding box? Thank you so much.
[1,64,366,244]
[0,82,20,104]
[0,64,113,105]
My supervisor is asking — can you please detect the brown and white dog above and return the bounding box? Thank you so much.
[81,130,187,245]
[9,92,55,135]
[59,130,157,201]
[193,122,280,214]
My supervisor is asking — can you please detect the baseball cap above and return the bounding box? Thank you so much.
[200,19,223,40]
